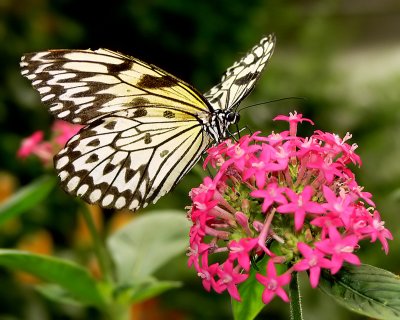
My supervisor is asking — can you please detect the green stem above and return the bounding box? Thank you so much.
[80,203,115,283]
[289,272,303,320]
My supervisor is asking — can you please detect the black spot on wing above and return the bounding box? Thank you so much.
[107,60,133,73]
[138,74,177,88]
[103,162,116,175]
[87,138,101,147]
[144,133,152,144]
[234,76,251,86]
[133,108,147,117]
[86,153,99,163]
[125,168,135,183]
[131,97,150,106]
[207,92,223,104]
[160,150,169,157]
[104,121,117,130]
[163,110,175,118]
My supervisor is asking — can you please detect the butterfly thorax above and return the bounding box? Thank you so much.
[203,109,240,143]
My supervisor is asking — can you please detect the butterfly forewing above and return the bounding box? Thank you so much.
[204,34,275,111]
[20,49,211,124]
[21,48,213,211]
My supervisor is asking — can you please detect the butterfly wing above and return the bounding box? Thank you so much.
[20,48,211,124]
[55,107,209,210]
[21,49,212,211]
[204,34,275,111]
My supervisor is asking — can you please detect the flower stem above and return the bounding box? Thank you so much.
[289,272,303,320]
[80,203,115,283]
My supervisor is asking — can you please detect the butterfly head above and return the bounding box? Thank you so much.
[226,111,240,125]
[204,109,240,143]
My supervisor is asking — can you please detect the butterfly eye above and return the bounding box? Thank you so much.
[226,112,240,124]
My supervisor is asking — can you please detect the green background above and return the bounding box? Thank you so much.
[1,0,399,319]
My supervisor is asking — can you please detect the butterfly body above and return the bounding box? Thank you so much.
[21,35,275,211]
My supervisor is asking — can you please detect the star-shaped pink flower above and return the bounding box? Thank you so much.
[277,186,325,230]
[251,183,287,213]
[322,186,353,226]
[315,227,361,274]
[228,238,258,271]
[215,260,248,301]
[293,243,331,288]
[256,260,291,304]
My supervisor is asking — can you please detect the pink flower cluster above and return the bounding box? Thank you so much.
[18,120,82,165]
[187,112,392,305]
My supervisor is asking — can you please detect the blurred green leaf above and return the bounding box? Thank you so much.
[35,284,87,307]
[115,277,181,304]
[107,210,189,284]
[0,249,105,308]
[0,175,56,225]
[319,263,400,320]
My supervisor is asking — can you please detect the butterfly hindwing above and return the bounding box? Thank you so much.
[55,107,210,210]
[20,49,211,124]
[204,34,275,111]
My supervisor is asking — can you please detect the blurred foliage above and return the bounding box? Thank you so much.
[1,0,400,319]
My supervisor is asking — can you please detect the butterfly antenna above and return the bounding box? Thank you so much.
[227,129,239,142]
[236,96,307,113]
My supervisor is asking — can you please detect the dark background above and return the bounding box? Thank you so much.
[1,0,400,319]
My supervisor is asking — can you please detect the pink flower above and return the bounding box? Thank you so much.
[221,135,261,172]
[364,211,393,254]
[274,111,314,137]
[187,242,210,269]
[310,212,344,237]
[322,186,353,226]
[228,238,258,271]
[256,261,291,304]
[52,120,82,146]
[215,260,248,301]
[18,120,82,166]
[315,227,361,274]
[17,131,44,158]
[293,243,331,288]
[242,144,274,188]
[17,131,53,164]
[273,111,314,125]
[251,183,287,212]
[307,155,343,183]
[255,131,289,146]
[277,186,325,230]
[197,254,219,292]
[187,112,391,305]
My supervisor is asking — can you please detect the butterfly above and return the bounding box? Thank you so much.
[20,34,275,211]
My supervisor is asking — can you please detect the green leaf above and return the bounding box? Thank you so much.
[114,277,181,304]
[35,284,87,307]
[129,279,181,303]
[319,263,400,320]
[231,256,268,320]
[232,244,287,320]
[0,249,105,308]
[107,210,190,284]
[0,175,56,225]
